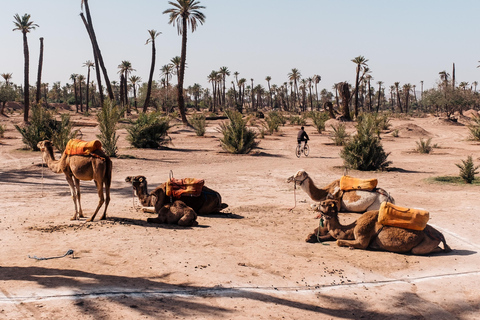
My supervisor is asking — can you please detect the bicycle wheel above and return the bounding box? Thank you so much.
[303,144,310,156]
[295,145,302,158]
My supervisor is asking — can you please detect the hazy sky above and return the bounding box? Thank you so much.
[2,0,479,93]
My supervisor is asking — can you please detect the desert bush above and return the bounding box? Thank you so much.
[190,113,206,136]
[416,138,432,154]
[14,105,57,150]
[0,125,5,138]
[289,115,306,126]
[377,113,392,130]
[309,111,329,133]
[456,155,479,184]
[51,113,80,153]
[264,111,285,134]
[468,115,480,141]
[340,115,391,171]
[127,111,171,149]
[392,129,399,137]
[97,99,123,156]
[330,123,349,146]
[219,110,258,154]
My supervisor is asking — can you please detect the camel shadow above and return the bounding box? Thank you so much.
[107,217,208,230]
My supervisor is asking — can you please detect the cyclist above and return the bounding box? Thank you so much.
[297,126,309,150]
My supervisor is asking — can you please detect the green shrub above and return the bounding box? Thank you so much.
[51,113,80,153]
[219,110,258,154]
[416,138,432,154]
[14,105,56,150]
[97,99,123,156]
[330,123,349,146]
[289,115,306,126]
[190,113,207,136]
[309,111,329,133]
[264,111,284,134]
[377,113,391,130]
[340,115,391,171]
[468,115,480,141]
[392,129,399,137]
[0,125,5,138]
[127,111,171,149]
[456,155,479,184]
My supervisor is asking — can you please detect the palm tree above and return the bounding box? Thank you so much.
[70,74,79,112]
[376,81,383,112]
[403,83,412,113]
[80,0,114,101]
[144,29,161,112]
[351,55,368,118]
[265,76,272,108]
[78,74,85,112]
[35,37,44,104]
[337,82,352,121]
[218,66,230,106]
[307,77,313,111]
[83,60,94,112]
[313,74,321,110]
[163,0,206,126]
[207,70,218,112]
[191,83,201,110]
[1,73,13,86]
[129,75,141,112]
[238,78,246,113]
[117,60,135,112]
[473,81,478,92]
[12,13,38,122]
[161,64,174,112]
[394,82,402,113]
[287,68,301,110]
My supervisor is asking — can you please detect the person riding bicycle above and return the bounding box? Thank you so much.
[297,126,309,149]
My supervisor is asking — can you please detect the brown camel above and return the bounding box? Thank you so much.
[125,175,228,216]
[287,170,394,212]
[147,200,198,226]
[37,140,112,221]
[315,199,451,255]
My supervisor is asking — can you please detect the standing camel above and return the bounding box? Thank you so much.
[37,140,112,221]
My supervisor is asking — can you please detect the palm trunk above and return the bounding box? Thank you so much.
[79,80,83,113]
[86,67,90,112]
[144,38,156,113]
[177,17,189,125]
[35,37,44,104]
[22,31,30,123]
[73,79,78,112]
[354,66,360,118]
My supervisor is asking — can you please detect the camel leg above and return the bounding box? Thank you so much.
[74,178,84,218]
[411,236,442,255]
[177,210,197,227]
[99,179,110,221]
[87,179,104,222]
[65,174,80,220]
[336,236,371,249]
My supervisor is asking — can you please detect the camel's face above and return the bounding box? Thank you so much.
[286,170,308,184]
[125,175,148,196]
[37,140,51,151]
[318,199,339,219]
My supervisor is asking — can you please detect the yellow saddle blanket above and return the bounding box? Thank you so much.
[65,139,102,156]
[166,178,205,199]
[378,202,429,231]
[340,175,378,191]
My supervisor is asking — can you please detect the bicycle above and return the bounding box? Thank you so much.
[296,141,309,158]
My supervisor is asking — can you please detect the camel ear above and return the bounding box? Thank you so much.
[139,177,144,182]
[326,193,334,200]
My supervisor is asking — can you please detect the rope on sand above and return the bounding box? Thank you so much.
[28,249,74,261]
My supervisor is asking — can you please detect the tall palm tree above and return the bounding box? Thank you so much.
[70,74,79,112]
[77,74,85,112]
[307,77,313,111]
[313,74,321,110]
[351,55,368,118]
[129,75,141,112]
[265,76,272,108]
[403,83,412,114]
[83,60,94,112]
[170,56,182,79]
[1,73,13,86]
[207,70,218,112]
[144,29,161,112]
[472,81,478,92]
[394,82,402,113]
[161,64,174,112]
[337,82,352,121]
[80,0,114,101]
[118,60,135,112]
[218,66,230,106]
[365,74,372,111]
[191,83,201,110]
[163,0,206,126]
[238,78,246,112]
[287,68,301,110]
[35,37,44,104]
[376,81,383,112]
[12,13,38,122]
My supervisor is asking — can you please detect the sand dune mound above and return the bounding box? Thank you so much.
[393,123,432,137]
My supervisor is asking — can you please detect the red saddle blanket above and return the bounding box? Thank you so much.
[65,139,102,156]
[166,178,205,199]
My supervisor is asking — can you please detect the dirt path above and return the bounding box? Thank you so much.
[1,112,479,319]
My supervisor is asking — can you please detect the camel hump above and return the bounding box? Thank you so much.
[378,202,429,231]
[65,139,102,156]
[340,175,377,191]
[166,178,205,198]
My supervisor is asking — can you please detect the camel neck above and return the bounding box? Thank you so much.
[42,147,63,173]
[300,178,329,202]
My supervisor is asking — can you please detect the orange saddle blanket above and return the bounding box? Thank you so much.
[166,178,205,199]
[378,202,429,231]
[65,139,102,156]
[340,175,378,191]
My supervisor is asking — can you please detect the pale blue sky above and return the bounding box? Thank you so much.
[1,0,479,93]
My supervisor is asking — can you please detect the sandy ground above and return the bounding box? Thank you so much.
[1,109,480,320]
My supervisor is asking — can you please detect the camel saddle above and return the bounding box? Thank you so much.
[340,175,377,191]
[166,178,205,199]
[378,202,429,231]
[65,139,102,156]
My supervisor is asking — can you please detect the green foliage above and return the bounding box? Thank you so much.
[416,138,432,154]
[190,113,206,136]
[340,115,391,171]
[429,175,480,185]
[468,115,480,141]
[456,155,479,184]
[264,111,285,134]
[0,84,16,109]
[330,123,349,146]
[377,113,391,130]
[14,105,56,150]
[51,113,80,153]
[309,111,329,133]
[0,125,5,138]
[289,115,306,126]
[219,110,258,154]
[97,99,123,157]
[392,129,399,137]
[127,111,171,149]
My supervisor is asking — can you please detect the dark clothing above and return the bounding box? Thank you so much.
[297,129,309,144]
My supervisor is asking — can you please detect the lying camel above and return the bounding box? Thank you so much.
[287,170,394,212]
[125,175,228,216]
[147,200,198,226]
[315,199,452,255]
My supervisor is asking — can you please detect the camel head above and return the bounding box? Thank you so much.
[37,140,53,152]
[286,169,309,184]
[125,175,148,196]
[317,199,340,220]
